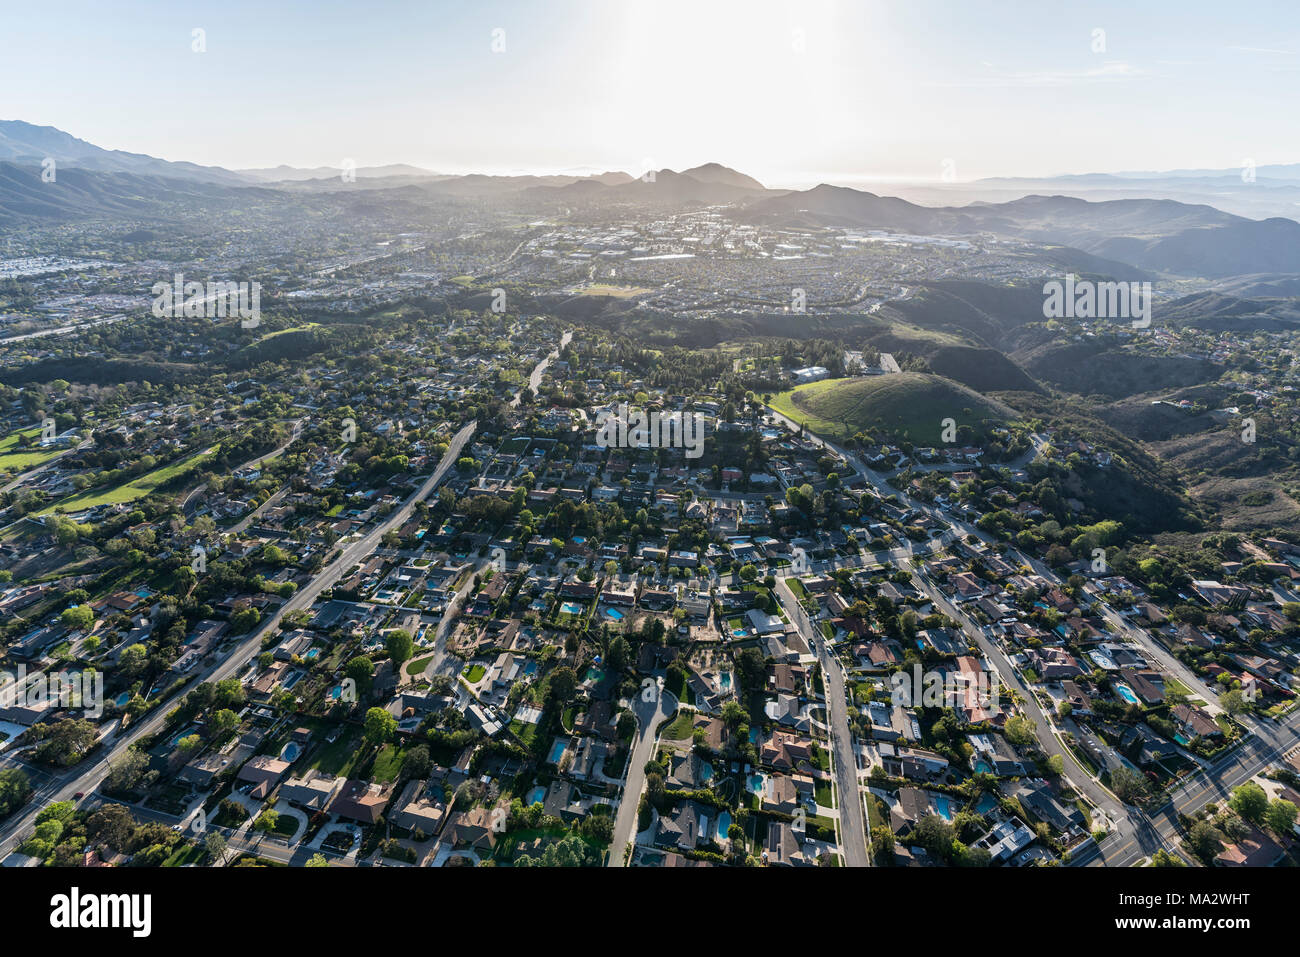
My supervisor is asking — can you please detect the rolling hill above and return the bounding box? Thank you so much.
[769,372,1020,445]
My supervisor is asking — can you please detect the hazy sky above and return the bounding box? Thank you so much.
[4,0,1299,187]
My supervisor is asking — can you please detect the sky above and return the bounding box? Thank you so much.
[3,0,1299,188]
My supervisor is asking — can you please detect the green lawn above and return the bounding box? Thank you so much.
[370,744,405,783]
[307,731,363,777]
[163,841,207,867]
[404,654,434,676]
[662,711,695,741]
[0,427,66,472]
[463,664,486,683]
[510,719,541,748]
[39,448,215,515]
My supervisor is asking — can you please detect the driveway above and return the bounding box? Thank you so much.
[607,685,677,866]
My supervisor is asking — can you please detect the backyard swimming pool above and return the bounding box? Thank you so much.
[605,608,624,620]
[716,810,732,839]
[560,602,583,615]
[528,786,546,806]
[280,741,302,761]
[548,738,568,764]
[1114,682,1140,705]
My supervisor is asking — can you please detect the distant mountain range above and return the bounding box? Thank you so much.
[4,119,1300,280]
[0,120,249,185]
[742,186,1300,278]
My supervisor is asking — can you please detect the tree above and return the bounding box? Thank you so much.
[35,800,75,826]
[86,803,134,852]
[606,636,629,673]
[1186,819,1224,861]
[1110,766,1149,805]
[1229,781,1269,824]
[364,706,397,746]
[344,656,374,694]
[1004,716,1036,749]
[913,814,955,862]
[403,744,431,780]
[547,666,577,703]
[31,717,98,767]
[305,852,329,867]
[119,643,148,676]
[385,629,414,667]
[721,700,748,728]
[60,604,94,631]
[1150,848,1185,867]
[0,768,32,819]
[1220,688,1249,716]
[255,809,280,833]
[209,708,240,739]
[1266,799,1297,837]
[204,831,227,862]
[103,747,148,795]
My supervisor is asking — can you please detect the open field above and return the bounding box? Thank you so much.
[39,448,215,515]
[769,372,1017,445]
[0,426,66,472]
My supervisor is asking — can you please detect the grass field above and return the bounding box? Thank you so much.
[404,654,434,676]
[0,427,66,473]
[259,322,320,340]
[769,372,1016,445]
[579,284,652,298]
[40,447,215,515]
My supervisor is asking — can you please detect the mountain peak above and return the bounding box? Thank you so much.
[679,163,765,191]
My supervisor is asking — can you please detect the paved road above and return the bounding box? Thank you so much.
[0,439,91,493]
[0,422,477,857]
[774,577,870,866]
[1075,708,1300,866]
[512,330,571,409]
[763,405,1186,862]
[607,686,676,867]
[183,419,302,518]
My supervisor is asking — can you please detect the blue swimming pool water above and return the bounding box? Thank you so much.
[548,739,567,764]
[606,608,624,620]
[114,692,130,707]
[281,741,302,761]
[328,685,343,700]
[716,810,732,839]
[528,786,546,806]
[305,648,321,661]
[934,795,954,820]
[560,602,583,615]
[1115,682,1140,705]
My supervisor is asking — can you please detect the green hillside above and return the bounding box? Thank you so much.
[769,372,1019,445]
